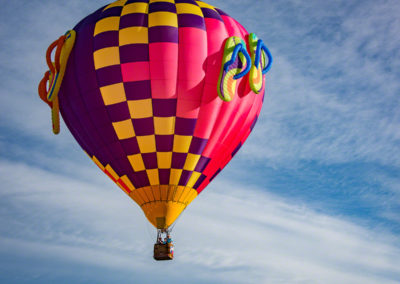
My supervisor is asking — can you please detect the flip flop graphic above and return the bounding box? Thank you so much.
[248,33,272,94]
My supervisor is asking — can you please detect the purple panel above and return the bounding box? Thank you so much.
[189,137,208,154]
[155,135,173,151]
[142,152,158,169]
[132,117,154,135]
[171,152,187,168]
[193,174,206,189]
[81,89,104,110]
[159,169,170,185]
[177,14,205,30]
[175,117,197,135]
[120,13,148,29]
[209,168,221,182]
[201,8,223,21]
[231,142,242,157]
[194,156,210,172]
[100,6,123,18]
[120,44,149,63]
[106,102,130,122]
[124,80,152,100]
[152,99,177,117]
[178,170,192,186]
[98,123,119,144]
[94,31,119,51]
[108,141,127,159]
[250,115,258,130]
[126,0,149,4]
[175,0,196,3]
[215,8,229,17]
[128,171,150,188]
[149,26,178,43]
[120,137,140,155]
[88,107,111,128]
[69,96,87,115]
[113,157,133,176]
[96,65,123,87]
[96,146,115,165]
[149,2,176,13]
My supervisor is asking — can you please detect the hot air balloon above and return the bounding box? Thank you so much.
[39,0,272,260]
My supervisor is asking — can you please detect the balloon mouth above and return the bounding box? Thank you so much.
[141,201,189,229]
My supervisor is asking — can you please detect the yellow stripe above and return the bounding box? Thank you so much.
[120,175,136,191]
[92,156,105,171]
[150,0,175,3]
[121,2,149,15]
[94,17,120,36]
[105,164,119,180]
[149,12,178,27]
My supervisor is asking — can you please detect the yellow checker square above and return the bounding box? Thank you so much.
[169,169,183,185]
[173,135,192,153]
[195,1,215,9]
[149,12,178,28]
[94,17,120,36]
[187,171,201,188]
[104,0,127,10]
[176,3,203,16]
[183,153,201,171]
[154,117,175,135]
[137,135,156,153]
[112,119,135,140]
[105,164,119,180]
[147,169,159,186]
[121,2,148,15]
[128,154,146,172]
[119,27,149,45]
[150,0,175,3]
[100,83,126,106]
[93,47,120,69]
[128,99,153,119]
[157,152,172,168]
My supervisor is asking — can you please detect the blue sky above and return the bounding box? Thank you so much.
[0,0,399,283]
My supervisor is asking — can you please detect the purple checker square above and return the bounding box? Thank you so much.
[174,0,196,3]
[124,80,152,100]
[149,26,178,43]
[142,152,158,169]
[152,99,177,117]
[94,31,119,51]
[155,135,173,151]
[231,142,242,157]
[194,156,210,172]
[100,6,122,19]
[132,117,154,135]
[113,157,134,176]
[98,123,119,145]
[82,89,104,110]
[96,65,123,87]
[120,44,149,63]
[149,2,176,13]
[201,8,223,21]
[250,115,258,130]
[108,141,127,159]
[120,13,148,29]
[158,169,170,185]
[178,170,192,186]
[177,14,205,30]
[88,107,110,128]
[209,168,221,182]
[128,171,150,188]
[175,117,197,135]
[106,102,130,122]
[120,137,140,155]
[193,174,206,189]
[189,137,208,154]
[171,152,187,169]
[126,0,148,4]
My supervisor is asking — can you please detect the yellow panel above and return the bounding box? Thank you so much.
[93,47,120,69]
[178,187,192,203]
[167,185,176,201]
[173,186,185,202]
[195,1,216,9]
[105,164,119,180]
[94,17,120,36]
[150,0,175,3]
[100,83,126,106]
[128,154,145,171]
[128,99,153,119]
[119,26,149,45]
[130,190,144,205]
[121,2,148,15]
[176,3,203,16]
[154,117,175,135]
[104,0,127,10]
[137,186,151,203]
[147,169,159,185]
[112,119,135,140]
[157,152,172,168]
[92,155,105,171]
[183,153,201,171]
[149,12,178,28]
[185,188,198,204]
[151,185,161,200]
[120,175,136,191]
[186,171,201,188]
[173,135,192,153]
[169,169,182,185]
[160,185,168,200]
[137,135,156,153]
